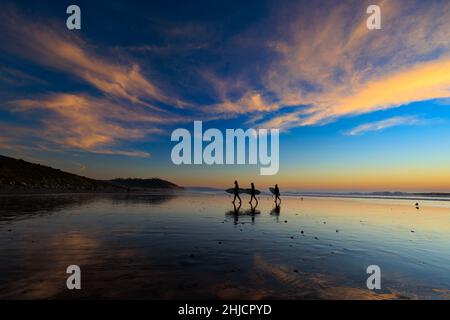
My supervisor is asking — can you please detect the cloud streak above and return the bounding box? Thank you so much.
[345,116,420,136]
[0,10,188,110]
[8,93,184,157]
[205,0,450,130]
[0,9,194,157]
[1,0,449,163]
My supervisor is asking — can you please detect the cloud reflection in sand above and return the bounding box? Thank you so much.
[0,193,449,299]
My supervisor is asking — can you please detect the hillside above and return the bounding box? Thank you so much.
[0,155,182,194]
[0,155,126,193]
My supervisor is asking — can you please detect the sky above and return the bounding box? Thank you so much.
[0,0,449,192]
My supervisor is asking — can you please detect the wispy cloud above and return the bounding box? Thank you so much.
[0,10,189,110]
[205,0,450,130]
[0,9,196,157]
[260,57,450,130]
[345,116,420,136]
[0,67,48,87]
[1,0,449,152]
[0,136,14,150]
[8,93,184,157]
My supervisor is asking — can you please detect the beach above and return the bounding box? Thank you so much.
[0,192,449,299]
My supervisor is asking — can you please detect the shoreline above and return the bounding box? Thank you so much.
[187,190,450,202]
[1,188,450,202]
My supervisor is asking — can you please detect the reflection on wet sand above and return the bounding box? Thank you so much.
[251,255,407,300]
[109,193,178,206]
[0,232,102,299]
[225,202,261,225]
[0,194,98,222]
[0,193,449,299]
[0,193,178,223]
[270,204,281,223]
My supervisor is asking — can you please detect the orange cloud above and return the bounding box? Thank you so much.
[263,56,450,129]
[209,91,278,115]
[206,1,450,130]
[0,10,197,158]
[306,57,450,125]
[9,94,183,157]
[0,11,188,110]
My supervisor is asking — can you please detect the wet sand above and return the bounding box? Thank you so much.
[0,193,449,299]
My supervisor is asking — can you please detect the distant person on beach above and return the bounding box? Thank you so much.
[232,180,242,204]
[274,184,281,204]
[249,182,258,206]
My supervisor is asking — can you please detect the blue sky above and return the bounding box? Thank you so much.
[0,0,449,191]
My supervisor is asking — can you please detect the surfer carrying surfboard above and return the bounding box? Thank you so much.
[249,182,258,206]
[232,180,242,204]
[273,184,281,204]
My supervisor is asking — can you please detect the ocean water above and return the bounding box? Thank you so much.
[0,193,449,299]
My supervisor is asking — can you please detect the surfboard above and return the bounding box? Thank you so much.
[269,187,277,195]
[225,188,244,194]
[243,188,261,195]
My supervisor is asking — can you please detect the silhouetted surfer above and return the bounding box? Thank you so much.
[232,180,242,204]
[274,184,281,204]
[249,182,258,206]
